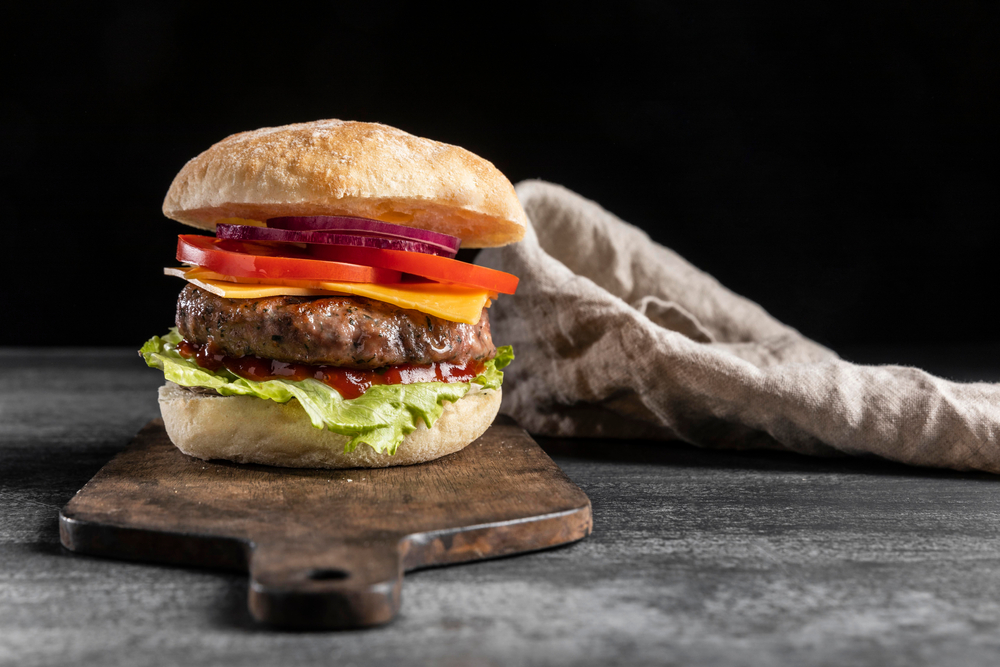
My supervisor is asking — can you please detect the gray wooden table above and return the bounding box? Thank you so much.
[4,348,1000,666]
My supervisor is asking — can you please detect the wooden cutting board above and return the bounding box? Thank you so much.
[59,416,592,629]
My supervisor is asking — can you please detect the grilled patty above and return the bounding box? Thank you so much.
[175,284,496,369]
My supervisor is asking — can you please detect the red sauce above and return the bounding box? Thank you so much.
[177,339,225,371]
[176,339,486,400]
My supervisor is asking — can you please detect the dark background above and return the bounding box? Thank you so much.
[3,2,997,351]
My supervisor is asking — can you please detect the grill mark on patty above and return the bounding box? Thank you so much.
[175,284,496,369]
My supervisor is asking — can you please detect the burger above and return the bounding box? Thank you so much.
[139,120,525,468]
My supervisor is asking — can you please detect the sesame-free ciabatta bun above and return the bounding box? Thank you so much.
[158,382,502,469]
[162,120,527,248]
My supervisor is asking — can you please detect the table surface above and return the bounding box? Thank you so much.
[4,347,1000,667]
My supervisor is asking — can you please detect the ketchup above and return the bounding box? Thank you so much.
[177,339,225,371]
[176,339,486,399]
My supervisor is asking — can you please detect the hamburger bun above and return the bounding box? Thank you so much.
[162,119,527,248]
[151,119,521,469]
[158,382,502,469]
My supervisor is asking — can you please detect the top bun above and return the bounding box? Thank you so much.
[162,120,526,248]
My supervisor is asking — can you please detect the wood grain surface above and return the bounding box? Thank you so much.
[9,349,1000,666]
[58,416,592,629]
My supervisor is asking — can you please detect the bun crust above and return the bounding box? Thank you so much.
[157,382,502,469]
[163,120,526,248]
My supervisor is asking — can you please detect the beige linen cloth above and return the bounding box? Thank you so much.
[476,180,1000,473]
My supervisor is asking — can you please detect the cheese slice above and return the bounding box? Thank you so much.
[164,267,493,325]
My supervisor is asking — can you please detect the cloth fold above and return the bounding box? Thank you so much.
[476,180,1000,473]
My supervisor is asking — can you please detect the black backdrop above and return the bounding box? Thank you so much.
[4,2,997,349]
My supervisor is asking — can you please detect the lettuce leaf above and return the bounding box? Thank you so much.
[473,343,513,390]
[140,328,511,456]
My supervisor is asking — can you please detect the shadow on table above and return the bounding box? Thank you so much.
[2,441,124,522]
[535,435,1000,482]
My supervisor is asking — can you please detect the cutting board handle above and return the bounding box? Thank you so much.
[247,537,403,628]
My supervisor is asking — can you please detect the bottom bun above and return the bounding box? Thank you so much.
[158,382,502,469]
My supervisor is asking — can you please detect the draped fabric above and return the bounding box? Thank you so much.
[476,180,1000,473]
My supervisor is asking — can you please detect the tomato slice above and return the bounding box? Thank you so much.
[176,234,519,294]
[176,235,402,283]
[309,244,519,294]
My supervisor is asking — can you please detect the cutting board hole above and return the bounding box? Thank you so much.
[307,568,349,581]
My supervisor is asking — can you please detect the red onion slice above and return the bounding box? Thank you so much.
[216,223,457,257]
[267,216,461,255]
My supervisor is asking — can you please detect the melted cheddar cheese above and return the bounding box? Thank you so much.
[164,267,493,325]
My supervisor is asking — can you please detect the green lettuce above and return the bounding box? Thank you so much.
[140,328,512,456]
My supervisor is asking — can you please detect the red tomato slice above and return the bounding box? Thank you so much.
[309,245,519,294]
[176,235,402,283]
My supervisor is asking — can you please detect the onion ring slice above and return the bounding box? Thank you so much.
[267,215,461,255]
[217,223,455,257]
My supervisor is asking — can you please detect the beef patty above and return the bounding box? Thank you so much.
[175,284,496,369]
